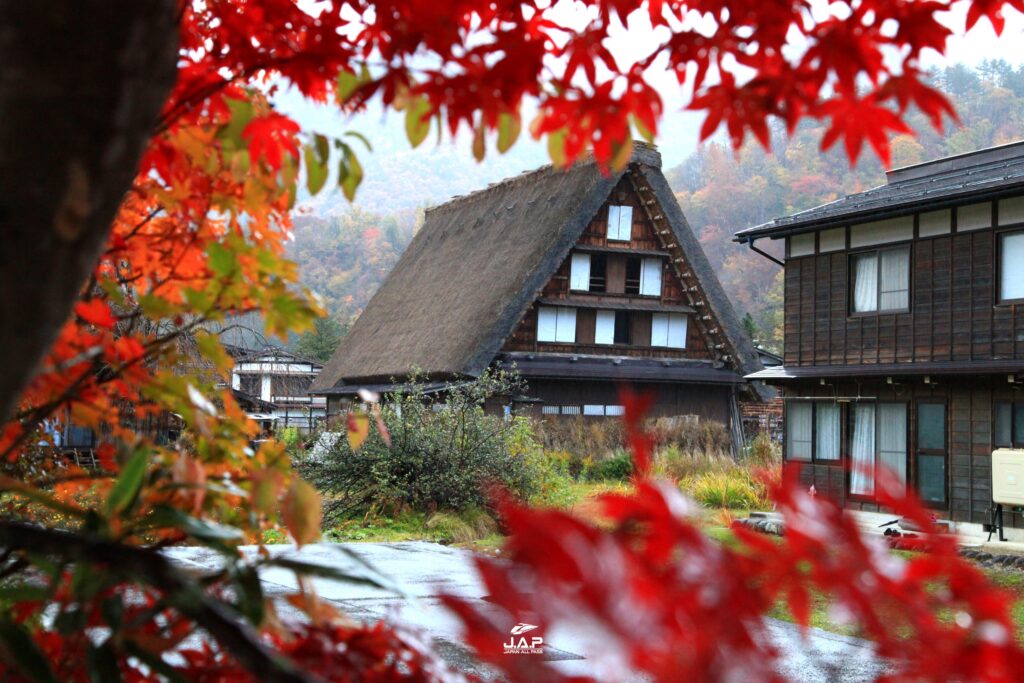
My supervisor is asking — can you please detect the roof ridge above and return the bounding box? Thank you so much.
[424,141,661,215]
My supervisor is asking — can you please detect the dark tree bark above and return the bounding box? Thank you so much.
[0,1,179,422]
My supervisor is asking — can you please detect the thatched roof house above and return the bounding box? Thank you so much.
[312,142,765,441]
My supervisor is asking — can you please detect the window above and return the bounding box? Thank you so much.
[607,205,633,241]
[994,402,1024,447]
[541,405,560,415]
[583,405,604,416]
[537,306,577,343]
[850,403,907,498]
[916,402,946,505]
[998,231,1024,302]
[785,402,840,462]
[595,310,615,345]
[851,246,910,313]
[651,313,687,348]
[613,310,631,344]
[639,258,662,296]
[625,257,642,294]
[237,373,260,396]
[570,253,591,291]
[589,254,607,292]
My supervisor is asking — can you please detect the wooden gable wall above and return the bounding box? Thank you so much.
[501,174,712,359]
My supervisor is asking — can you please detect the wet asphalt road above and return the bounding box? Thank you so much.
[165,542,885,681]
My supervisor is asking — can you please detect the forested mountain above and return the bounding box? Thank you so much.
[287,62,1024,356]
[673,61,1024,349]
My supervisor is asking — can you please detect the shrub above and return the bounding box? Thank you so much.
[683,470,771,510]
[298,370,541,519]
[652,443,735,481]
[425,508,498,543]
[533,416,623,464]
[743,430,781,468]
[586,449,634,481]
[647,416,731,455]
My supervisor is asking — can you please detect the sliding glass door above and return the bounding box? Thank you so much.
[849,402,908,499]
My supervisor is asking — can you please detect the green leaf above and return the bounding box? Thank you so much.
[339,149,363,202]
[216,98,255,151]
[105,450,148,518]
[631,114,655,144]
[404,95,432,149]
[345,130,373,152]
[206,242,237,278]
[304,143,329,196]
[147,506,244,544]
[137,293,175,319]
[336,66,369,105]
[233,566,264,626]
[87,641,121,683]
[472,123,485,162]
[547,128,568,167]
[0,618,59,683]
[264,554,407,597]
[497,112,521,153]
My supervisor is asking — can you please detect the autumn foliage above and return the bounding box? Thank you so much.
[2,0,1024,680]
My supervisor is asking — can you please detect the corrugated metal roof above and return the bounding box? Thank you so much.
[735,140,1024,242]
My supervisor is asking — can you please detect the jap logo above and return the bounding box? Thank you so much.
[504,623,543,655]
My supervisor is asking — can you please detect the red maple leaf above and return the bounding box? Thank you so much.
[817,94,912,167]
[241,113,301,170]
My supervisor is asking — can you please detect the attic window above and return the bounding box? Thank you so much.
[536,306,577,343]
[607,205,633,241]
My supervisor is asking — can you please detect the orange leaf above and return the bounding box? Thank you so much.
[282,478,321,547]
[346,411,370,451]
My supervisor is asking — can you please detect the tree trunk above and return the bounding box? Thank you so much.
[0,1,179,422]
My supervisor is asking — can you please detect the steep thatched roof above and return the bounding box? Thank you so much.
[312,142,762,393]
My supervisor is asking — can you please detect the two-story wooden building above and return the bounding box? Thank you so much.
[735,141,1024,526]
[311,143,767,448]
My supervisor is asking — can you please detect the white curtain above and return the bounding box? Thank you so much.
[850,404,875,495]
[879,248,909,310]
[1001,232,1024,301]
[786,403,813,461]
[878,403,907,491]
[852,253,878,312]
[815,403,841,461]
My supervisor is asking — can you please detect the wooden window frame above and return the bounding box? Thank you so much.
[994,400,1024,449]
[846,401,910,504]
[995,227,1024,306]
[847,244,912,318]
[915,399,948,509]
[783,401,843,465]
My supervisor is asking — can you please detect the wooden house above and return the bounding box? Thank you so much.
[310,143,766,447]
[734,141,1024,527]
[230,346,326,433]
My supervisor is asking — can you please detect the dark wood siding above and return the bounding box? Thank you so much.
[526,379,732,423]
[784,228,1024,367]
[783,376,1023,527]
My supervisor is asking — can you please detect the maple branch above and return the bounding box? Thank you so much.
[0,520,316,683]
